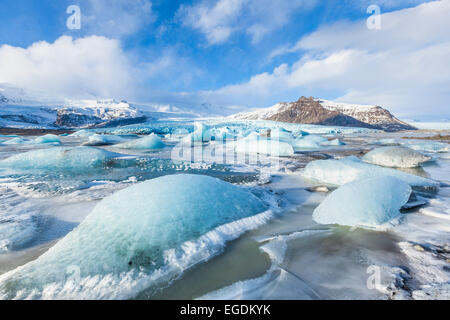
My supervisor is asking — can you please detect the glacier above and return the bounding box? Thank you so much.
[312,176,412,228]
[115,133,165,150]
[302,156,438,188]
[0,147,120,171]
[362,146,432,168]
[0,174,269,299]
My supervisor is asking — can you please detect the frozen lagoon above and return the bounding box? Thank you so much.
[0,120,449,300]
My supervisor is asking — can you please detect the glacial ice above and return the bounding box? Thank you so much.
[302,156,438,188]
[292,135,328,149]
[0,147,120,171]
[33,134,61,145]
[0,174,269,299]
[321,139,345,146]
[313,176,411,227]
[270,128,294,142]
[82,134,125,146]
[362,146,431,168]
[115,133,165,150]
[235,134,294,157]
[2,137,30,145]
[69,130,96,137]
[402,141,449,153]
[184,123,212,143]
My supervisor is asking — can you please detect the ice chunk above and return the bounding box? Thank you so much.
[313,176,411,227]
[32,134,61,145]
[362,146,431,168]
[372,138,398,145]
[2,137,30,145]
[321,139,345,146]
[82,134,125,146]
[183,123,212,143]
[69,129,96,137]
[0,174,269,299]
[302,156,438,188]
[115,133,165,150]
[401,141,449,153]
[0,147,120,171]
[292,135,328,149]
[235,134,294,157]
[270,128,294,142]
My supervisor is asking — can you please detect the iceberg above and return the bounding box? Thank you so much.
[270,128,294,142]
[372,138,398,145]
[362,146,431,168]
[235,134,294,157]
[82,134,125,146]
[313,176,411,227]
[2,137,30,145]
[0,174,269,299]
[292,135,328,149]
[69,130,96,137]
[33,134,61,145]
[401,141,449,153]
[321,139,345,146]
[183,123,212,143]
[302,156,438,188]
[0,147,120,171]
[115,133,165,150]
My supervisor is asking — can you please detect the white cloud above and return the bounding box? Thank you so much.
[200,0,450,118]
[178,0,316,44]
[79,0,155,38]
[0,36,135,101]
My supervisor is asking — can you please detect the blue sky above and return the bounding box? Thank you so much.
[0,0,448,119]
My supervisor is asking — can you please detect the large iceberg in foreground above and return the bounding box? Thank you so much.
[0,147,119,171]
[0,174,269,299]
[313,176,411,227]
[362,146,431,168]
[302,156,438,188]
[235,134,294,157]
[115,133,165,150]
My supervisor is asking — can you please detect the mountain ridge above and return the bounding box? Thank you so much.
[229,96,416,132]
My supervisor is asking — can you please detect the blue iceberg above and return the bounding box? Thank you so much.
[302,156,438,188]
[0,147,120,171]
[33,134,61,145]
[313,176,411,227]
[115,133,165,150]
[235,134,294,157]
[0,174,269,299]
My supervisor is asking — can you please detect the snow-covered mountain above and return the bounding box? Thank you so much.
[229,97,416,131]
[55,100,148,128]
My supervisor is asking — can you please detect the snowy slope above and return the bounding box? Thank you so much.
[229,97,416,131]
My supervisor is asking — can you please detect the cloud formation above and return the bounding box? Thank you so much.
[178,0,316,44]
[200,0,450,118]
[0,36,135,101]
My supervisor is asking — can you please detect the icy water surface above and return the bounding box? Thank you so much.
[0,123,448,299]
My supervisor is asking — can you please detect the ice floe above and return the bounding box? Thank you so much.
[235,134,294,157]
[115,133,165,150]
[302,156,438,188]
[0,147,120,171]
[312,176,411,228]
[401,141,449,153]
[362,146,432,168]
